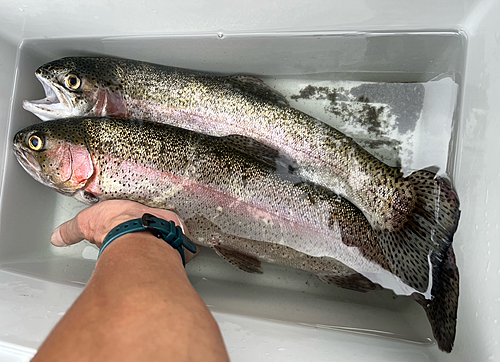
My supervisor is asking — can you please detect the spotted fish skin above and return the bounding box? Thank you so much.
[24,56,442,234]
[13,117,391,284]
[13,117,459,352]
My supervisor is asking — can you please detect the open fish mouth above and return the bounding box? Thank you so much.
[22,73,75,121]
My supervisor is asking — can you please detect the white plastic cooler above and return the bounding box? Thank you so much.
[1,1,499,361]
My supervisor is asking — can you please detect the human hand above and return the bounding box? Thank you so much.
[51,200,197,263]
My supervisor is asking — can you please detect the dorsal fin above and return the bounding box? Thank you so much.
[223,75,289,106]
[221,134,300,177]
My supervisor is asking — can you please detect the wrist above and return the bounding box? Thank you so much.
[98,214,197,266]
[97,232,186,269]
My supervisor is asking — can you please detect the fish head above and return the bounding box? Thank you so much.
[13,120,96,200]
[23,57,128,121]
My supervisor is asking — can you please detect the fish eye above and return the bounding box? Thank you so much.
[65,73,81,90]
[27,134,44,151]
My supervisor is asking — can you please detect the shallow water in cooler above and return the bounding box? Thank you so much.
[0,30,466,348]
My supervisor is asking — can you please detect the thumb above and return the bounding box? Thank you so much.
[51,215,87,247]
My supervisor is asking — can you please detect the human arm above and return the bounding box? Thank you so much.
[32,200,230,362]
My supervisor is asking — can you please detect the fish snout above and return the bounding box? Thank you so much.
[13,143,41,172]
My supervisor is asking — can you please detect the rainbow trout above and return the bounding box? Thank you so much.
[22,57,459,236]
[13,117,459,352]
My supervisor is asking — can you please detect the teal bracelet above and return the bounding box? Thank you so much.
[98,213,197,266]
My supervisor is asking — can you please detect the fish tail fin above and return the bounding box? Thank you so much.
[374,170,460,349]
[413,246,459,353]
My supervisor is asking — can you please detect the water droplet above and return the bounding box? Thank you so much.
[217,32,225,39]
[278,347,286,351]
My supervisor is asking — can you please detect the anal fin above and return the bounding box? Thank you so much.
[317,273,382,293]
[213,245,263,274]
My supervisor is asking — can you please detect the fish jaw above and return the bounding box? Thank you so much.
[13,142,46,185]
[12,141,73,196]
[23,73,77,121]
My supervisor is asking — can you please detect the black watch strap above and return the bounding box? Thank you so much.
[98,213,197,266]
